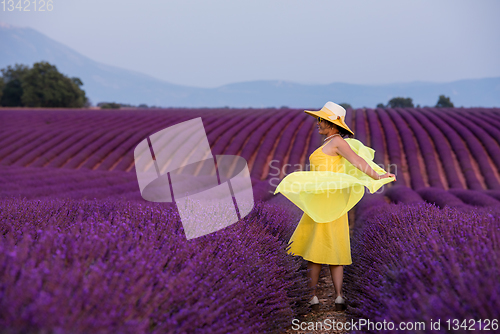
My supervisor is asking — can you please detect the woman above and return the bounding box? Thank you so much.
[273,101,395,312]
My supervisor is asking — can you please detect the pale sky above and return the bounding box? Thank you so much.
[1,0,499,88]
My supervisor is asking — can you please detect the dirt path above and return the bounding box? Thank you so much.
[280,264,350,334]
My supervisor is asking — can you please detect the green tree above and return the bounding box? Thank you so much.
[339,103,352,110]
[376,103,385,108]
[0,63,30,107]
[98,102,121,109]
[387,97,414,108]
[20,61,88,108]
[435,95,454,108]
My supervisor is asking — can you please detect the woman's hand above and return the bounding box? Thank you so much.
[378,172,396,181]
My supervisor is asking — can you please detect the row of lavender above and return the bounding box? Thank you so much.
[0,164,275,203]
[0,196,309,334]
[3,163,500,208]
[2,107,499,190]
[344,198,500,334]
[383,184,500,209]
[0,108,318,181]
[353,107,500,191]
[2,168,499,212]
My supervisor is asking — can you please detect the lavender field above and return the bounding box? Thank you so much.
[0,196,311,333]
[1,107,500,333]
[346,201,500,334]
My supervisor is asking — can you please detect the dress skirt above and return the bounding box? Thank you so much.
[287,212,352,265]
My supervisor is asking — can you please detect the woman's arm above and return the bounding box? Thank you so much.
[335,138,396,180]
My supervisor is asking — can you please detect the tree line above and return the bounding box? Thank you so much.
[338,95,455,110]
[377,95,455,108]
[0,61,456,109]
[97,102,163,109]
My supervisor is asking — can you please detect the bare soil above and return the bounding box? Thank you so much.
[280,265,350,334]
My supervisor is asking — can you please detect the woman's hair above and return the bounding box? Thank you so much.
[322,119,353,138]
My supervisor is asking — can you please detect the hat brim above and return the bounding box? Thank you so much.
[304,110,321,117]
[304,110,354,136]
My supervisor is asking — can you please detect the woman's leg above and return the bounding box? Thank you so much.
[307,261,322,296]
[329,265,344,298]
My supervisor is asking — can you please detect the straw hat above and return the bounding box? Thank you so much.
[304,101,354,136]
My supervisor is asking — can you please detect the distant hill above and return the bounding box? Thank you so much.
[1,22,499,108]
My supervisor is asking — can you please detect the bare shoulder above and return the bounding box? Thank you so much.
[329,136,357,157]
[326,136,347,148]
[334,136,351,147]
[323,136,346,155]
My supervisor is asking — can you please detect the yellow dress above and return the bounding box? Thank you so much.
[273,138,394,265]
